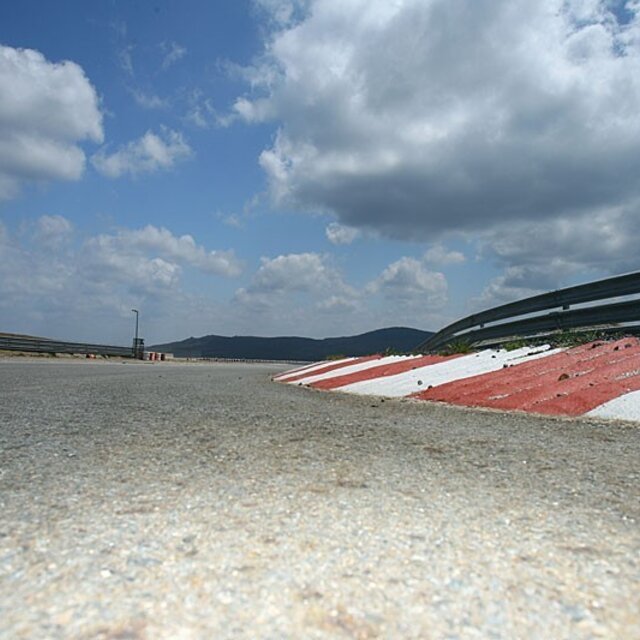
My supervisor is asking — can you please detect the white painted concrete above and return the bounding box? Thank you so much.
[289,355,420,386]
[336,346,560,397]
[275,356,356,381]
[586,389,640,422]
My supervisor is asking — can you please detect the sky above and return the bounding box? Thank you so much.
[1,0,640,345]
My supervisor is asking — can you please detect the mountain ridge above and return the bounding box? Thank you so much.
[151,326,434,361]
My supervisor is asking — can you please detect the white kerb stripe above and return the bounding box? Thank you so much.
[290,355,418,386]
[337,346,559,397]
[586,389,640,422]
[276,357,356,381]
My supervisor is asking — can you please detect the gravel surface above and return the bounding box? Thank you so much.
[0,359,638,639]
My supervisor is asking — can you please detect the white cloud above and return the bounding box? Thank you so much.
[253,0,311,27]
[317,295,359,311]
[84,239,182,292]
[92,127,192,178]
[186,100,216,128]
[232,96,274,124]
[184,90,229,129]
[0,218,244,343]
[0,219,240,304]
[186,90,250,129]
[221,213,245,229]
[86,224,242,278]
[325,222,360,245]
[161,41,187,70]
[32,214,74,248]
[479,208,639,273]
[235,252,357,311]
[117,45,134,76]
[423,244,465,266]
[472,265,559,311]
[233,251,383,336]
[233,250,450,334]
[367,257,447,308]
[474,204,640,309]
[249,252,349,293]
[237,0,640,246]
[0,45,103,199]
[0,219,448,342]
[0,217,74,299]
[130,88,168,110]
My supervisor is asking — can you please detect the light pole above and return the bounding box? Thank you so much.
[131,308,139,358]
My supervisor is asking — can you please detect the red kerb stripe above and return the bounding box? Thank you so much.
[278,355,383,383]
[411,338,640,416]
[311,354,460,390]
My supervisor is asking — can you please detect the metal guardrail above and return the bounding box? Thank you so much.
[0,335,135,358]
[417,270,640,353]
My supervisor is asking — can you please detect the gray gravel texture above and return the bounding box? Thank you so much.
[0,359,638,640]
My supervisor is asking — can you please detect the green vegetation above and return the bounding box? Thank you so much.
[548,329,628,348]
[382,346,403,356]
[502,339,528,351]
[518,329,630,349]
[438,339,474,355]
[434,327,636,356]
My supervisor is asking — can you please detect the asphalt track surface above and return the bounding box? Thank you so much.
[0,359,638,639]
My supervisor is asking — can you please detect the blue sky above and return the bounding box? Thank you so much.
[1,0,639,344]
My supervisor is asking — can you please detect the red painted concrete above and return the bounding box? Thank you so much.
[273,360,335,380]
[411,338,640,416]
[412,343,597,404]
[276,355,383,383]
[310,354,460,390]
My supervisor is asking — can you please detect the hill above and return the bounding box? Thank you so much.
[150,327,433,361]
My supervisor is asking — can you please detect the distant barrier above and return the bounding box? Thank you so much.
[0,335,135,358]
[187,357,310,364]
[417,270,640,353]
[0,336,301,363]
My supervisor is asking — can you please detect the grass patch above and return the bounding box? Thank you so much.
[438,339,474,355]
[502,339,529,351]
[433,328,637,356]
[548,329,626,348]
